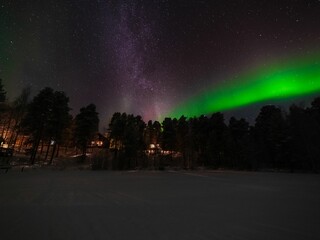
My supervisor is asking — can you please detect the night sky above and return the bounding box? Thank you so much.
[1,0,320,126]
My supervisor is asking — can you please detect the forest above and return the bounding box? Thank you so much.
[1,79,320,172]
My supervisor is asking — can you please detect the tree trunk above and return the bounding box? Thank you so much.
[1,119,5,137]
[18,135,25,152]
[45,140,51,161]
[30,133,42,165]
[8,125,17,145]
[113,149,118,170]
[81,145,87,162]
[49,143,57,165]
[3,111,13,140]
[11,131,18,149]
[55,144,60,157]
[40,140,45,155]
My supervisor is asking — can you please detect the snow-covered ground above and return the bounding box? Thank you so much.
[0,170,319,240]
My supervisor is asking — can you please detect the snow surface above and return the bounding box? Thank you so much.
[0,170,319,240]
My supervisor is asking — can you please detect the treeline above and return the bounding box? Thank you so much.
[0,80,99,164]
[1,79,320,172]
[106,98,320,172]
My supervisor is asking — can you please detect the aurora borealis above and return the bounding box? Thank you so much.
[1,0,320,125]
[169,53,320,118]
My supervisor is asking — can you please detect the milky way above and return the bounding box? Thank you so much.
[111,1,167,120]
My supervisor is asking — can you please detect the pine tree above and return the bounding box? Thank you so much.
[0,78,6,102]
[74,104,99,161]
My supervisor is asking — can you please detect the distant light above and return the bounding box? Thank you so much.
[2,143,8,149]
[150,144,156,149]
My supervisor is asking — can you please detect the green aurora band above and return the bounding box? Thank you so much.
[168,54,320,118]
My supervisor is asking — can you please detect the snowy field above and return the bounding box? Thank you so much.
[0,170,319,240]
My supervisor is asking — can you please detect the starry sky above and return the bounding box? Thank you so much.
[1,0,320,126]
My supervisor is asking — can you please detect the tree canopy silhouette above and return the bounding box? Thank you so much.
[74,104,99,160]
[22,87,70,164]
[0,78,6,103]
